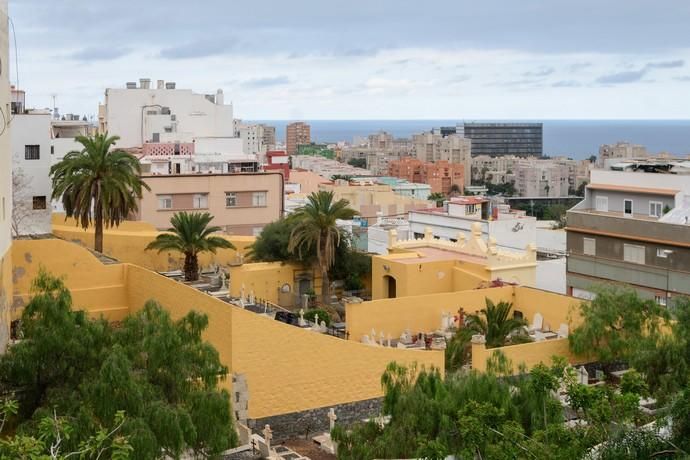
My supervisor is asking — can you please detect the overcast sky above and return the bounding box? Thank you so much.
[9,0,690,120]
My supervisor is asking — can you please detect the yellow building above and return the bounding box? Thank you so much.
[319,182,432,225]
[372,223,537,299]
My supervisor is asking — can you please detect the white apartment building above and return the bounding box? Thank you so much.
[408,197,537,252]
[0,0,13,350]
[234,121,276,162]
[50,119,94,213]
[598,142,648,168]
[412,132,472,186]
[514,160,570,197]
[10,99,52,236]
[367,215,409,255]
[98,79,235,149]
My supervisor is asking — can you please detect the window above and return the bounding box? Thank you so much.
[655,295,667,306]
[24,145,40,160]
[595,196,608,212]
[158,195,172,210]
[650,201,663,218]
[466,204,478,214]
[583,237,596,256]
[225,192,237,207]
[657,248,673,258]
[193,194,208,209]
[624,199,633,217]
[32,196,47,210]
[623,243,645,265]
[252,191,267,207]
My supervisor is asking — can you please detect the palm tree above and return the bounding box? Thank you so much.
[288,191,358,305]
[466,298,530,348]
[146,212,235,281]
[50,133,149,253]
[428,192,446,207]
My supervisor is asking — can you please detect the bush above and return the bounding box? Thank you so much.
[304,309,331,327]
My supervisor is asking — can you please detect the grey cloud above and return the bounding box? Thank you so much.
[568,62,592,72]
[675,76,690,82]
[69,47,132,61]
[447,75,471,84]
[523,67,554,77]
[552,80,582,87]
[159,39,237,59]
[241,76,291,88]
[645,60,685,69]
[596,69,647,84]
[335,48,379,57]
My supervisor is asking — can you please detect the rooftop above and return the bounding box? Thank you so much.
[587,183,679,196]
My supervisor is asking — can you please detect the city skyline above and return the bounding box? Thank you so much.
[10,0,690,119]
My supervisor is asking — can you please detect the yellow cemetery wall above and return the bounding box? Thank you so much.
[471,338,583,373]
[51,214,254,272]
[11,239,130,321]
[230,305,444,418]
[347,286,515,342]
[13,239,444,420]
[0,249,11,351]
[452,264,489,291]
[229,262,322,306]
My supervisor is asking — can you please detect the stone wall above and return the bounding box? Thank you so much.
[248,398,383,441]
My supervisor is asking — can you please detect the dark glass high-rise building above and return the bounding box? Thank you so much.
[460,122,543,157]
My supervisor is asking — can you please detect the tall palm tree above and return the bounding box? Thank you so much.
[288,191,358,305]
[466,298,530,348]
[146,212,235,281]
[50,133,149,253]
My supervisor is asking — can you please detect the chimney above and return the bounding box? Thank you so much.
[139,78,151,89]
[215,89,224,105]
[157,80,165,90]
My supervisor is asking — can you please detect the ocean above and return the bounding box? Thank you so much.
[252,119,690,160]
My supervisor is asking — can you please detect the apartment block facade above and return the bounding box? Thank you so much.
[136,172,283,236]
[460,122,542,157]
[411,133,472,186]
[286,122,311,155]
[598,142,648,167]
[388,157,465,195]
[566,169,690,305]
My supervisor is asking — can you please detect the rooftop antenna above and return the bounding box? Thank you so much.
[51,94,57,119]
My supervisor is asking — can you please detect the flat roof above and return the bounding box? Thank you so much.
[388,246,487,265]
[587,183,679,196]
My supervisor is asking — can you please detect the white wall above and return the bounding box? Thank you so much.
[536,258,566,294]
[11,112,52,235]
[368,224,409,255]
[103,87,234,148]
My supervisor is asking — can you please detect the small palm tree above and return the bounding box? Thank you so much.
[51,133,150,252]
[428,192,446,207]
[146,212,235,281]
[288,191,358,305]
[466,298,529,348]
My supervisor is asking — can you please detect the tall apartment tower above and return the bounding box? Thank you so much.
[0,0,13,351]
[286,122,311,156]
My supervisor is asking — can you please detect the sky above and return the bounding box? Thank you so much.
[9,0,690,120]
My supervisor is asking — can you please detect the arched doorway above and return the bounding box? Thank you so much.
[383,275,397,298]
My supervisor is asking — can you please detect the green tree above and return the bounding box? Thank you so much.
[0,271,237,458]
[288,191,358,305]
[428,192,446,207]
[146,211,235,281]
[465,298,530,348]
[50,133,150,253]
[347,158,367,168]
[247,216,304,263]
[449,183,462,197]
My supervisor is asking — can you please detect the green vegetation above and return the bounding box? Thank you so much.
[146,211,235,281]
[334,288,690,458]
[50,133,150,253]
[486,181,517,196]
[288,191,359,305]
[465,299,531,348]
[347,158,367,168]
[428,192,446,207]
[304,308,331,327]
[0,271,236,459]
[296,143,335,159]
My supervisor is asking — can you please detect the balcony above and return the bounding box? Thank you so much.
[566,209,690,246]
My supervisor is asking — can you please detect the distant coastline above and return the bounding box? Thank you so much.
[251,119,690,160]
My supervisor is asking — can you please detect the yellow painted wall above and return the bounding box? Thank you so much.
[13,239,444,420]
[372,255,460,300]
[471,338,583,374]
[229,262,320,305]
[512,287,583,332]
[52,214,254,273]
[347,286,515,342]
[11,239,130,321]
[0,250,11,351]
[452,265,488,291]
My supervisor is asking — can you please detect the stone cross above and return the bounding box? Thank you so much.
[314,313,319,325]
[578,366,589,385]
[299,308,306,326]
[327,408,337,431]
[262,424,273,450]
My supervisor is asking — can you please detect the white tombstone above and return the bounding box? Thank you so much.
[319,320,328,333]
[327,408,337,432]
[249,290,255,305]
[240,283,246,302]
[557,323,569,338]
[302,293,310,309]
[379,331,385,346]
[314,313,320,325]
[298,309,306,327]
[371,328,376,340]
[578,366,589,385]
[361,334,371,344]
[386,334,392,347]
[262,424,273,451]
[530,313,544,332]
